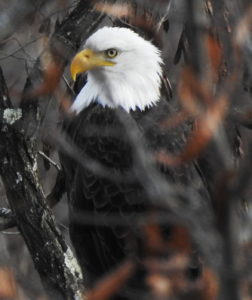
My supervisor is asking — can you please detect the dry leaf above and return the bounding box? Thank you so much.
[86,260,135,300]
[94,2,134,19]
[0,267,18,299]
[205,34,222,81]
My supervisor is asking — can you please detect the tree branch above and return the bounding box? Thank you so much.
[0,65,83,299]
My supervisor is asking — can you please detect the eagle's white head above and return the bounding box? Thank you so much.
[70,26,163,113]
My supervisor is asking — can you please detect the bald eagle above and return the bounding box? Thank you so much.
[61,27,210,295]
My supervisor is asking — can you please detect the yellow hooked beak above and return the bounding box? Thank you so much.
[70,48,116,81]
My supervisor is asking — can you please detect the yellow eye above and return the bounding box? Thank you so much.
[105,48,118,58]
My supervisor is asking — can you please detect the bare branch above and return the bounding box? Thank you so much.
[0,66,83,299]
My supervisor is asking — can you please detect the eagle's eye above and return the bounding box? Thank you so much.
[105,48,118,58]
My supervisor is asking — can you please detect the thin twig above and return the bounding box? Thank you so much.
[38,150,61,171]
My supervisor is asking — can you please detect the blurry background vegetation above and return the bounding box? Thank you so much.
[1,0,252,299]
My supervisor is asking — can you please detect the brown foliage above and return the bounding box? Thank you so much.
[0,268,18,300]
[86,260,135,300]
